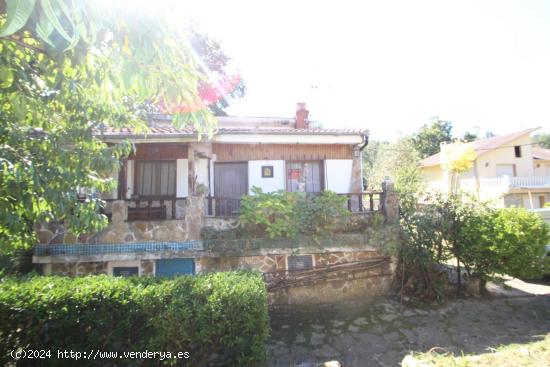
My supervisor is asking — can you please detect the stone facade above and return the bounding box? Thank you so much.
[36,194,206,245]
[50,261,108,276]
[203,216,240,231]
[43,248,394,305]
[34,183,402,305]
[48,259,155,276]
[197,248,393,305]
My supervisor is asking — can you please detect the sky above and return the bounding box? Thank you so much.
[170,0,549,141]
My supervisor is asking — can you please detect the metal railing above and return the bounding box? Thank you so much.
[206,196,243,217]
[205,192,383,217]
[337,192,383,212]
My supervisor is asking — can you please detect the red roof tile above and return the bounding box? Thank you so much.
[97,126,368,138]
[533,147,550,160]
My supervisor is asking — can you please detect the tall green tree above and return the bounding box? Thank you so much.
[533,133,550,148]
[412,118,453,158]
[363,138,423,204]
[0,1,234,253]
[462,131,478,142]
[188,28,246,116]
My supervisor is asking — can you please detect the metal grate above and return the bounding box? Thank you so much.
[34,241,203,256]
[287,255,313,271]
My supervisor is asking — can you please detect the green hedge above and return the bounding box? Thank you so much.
[0,272,269,366]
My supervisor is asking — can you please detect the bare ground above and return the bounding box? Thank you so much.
[267,293,550,367]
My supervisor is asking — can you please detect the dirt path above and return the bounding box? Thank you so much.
[267,295,550,367]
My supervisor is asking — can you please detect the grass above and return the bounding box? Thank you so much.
[409,335,550,367]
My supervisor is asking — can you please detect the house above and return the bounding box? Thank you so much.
[33,103,402,304]
[421,128,550,208]
[98,102,368,218]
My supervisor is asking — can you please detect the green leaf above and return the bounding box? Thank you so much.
[39,0,78,50]
[0,67,15,88]
[0,0,37,37]
[34,11,56,48]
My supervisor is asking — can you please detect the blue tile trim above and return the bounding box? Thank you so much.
[34,241,203,256]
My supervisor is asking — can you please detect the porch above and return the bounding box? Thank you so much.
[103,191,384,221]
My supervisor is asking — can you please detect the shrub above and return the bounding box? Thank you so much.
[294,191,350,236]
[399,192,550,300]
[463,207,549,280]
[0,272,269,366]
[239,187,349,239]
[239,187,300,238]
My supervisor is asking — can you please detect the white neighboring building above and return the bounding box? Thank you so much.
[421,128,550,208]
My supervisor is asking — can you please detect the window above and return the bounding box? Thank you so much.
[112,267,139,277]
[286,161,323,193]
[539,195,547,209]
[135,161,176,197]
[261,165,274,178]
[514,146,522,158]
[496,164,516,177]
[287,255,314,271]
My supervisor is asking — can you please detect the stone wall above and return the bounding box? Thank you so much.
[37,195,206,244]
[35,183,402,305]
[269,265,392,305]
[48,260,155,276]
[198,250,394,305]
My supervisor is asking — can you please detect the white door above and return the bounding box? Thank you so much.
[496,164,515,177]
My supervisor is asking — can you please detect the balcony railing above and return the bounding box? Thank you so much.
[460,175,550,190]
[105,197,187,221]
[102,192,385,220]
[206,192,383,217]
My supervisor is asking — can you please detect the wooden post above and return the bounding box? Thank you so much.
[117,159,127,200]
[188,144,196,195]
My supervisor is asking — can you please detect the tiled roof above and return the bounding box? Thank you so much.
[420,127,540,167]
[97,126,368,138]
[533,147,550,160]
[98,126,196,137]
[217,127,368,135]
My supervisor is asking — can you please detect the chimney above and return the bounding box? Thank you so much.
[295,102,309,129]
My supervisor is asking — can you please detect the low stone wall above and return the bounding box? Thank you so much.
[42,248,394,305]
[47,260,155,276]
[198,249,393,305]
[37,195,205,244]
[37,224,402,304]
[270,266,392,305]
[203,216,240,231]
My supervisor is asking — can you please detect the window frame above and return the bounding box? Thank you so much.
[108,261,141,276]
[134,160,177,198]
[261,165,274,178]
[514,145,522,158]
[285,160,325,193]
[286,254,315,272]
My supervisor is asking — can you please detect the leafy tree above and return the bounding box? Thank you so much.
[462,131,478,142]
[412,118,453,158]
[363,138,424,205]
[441,142,477,193]
[0,1,236,254]
[188,28,246,116]
[533,133,550,148]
